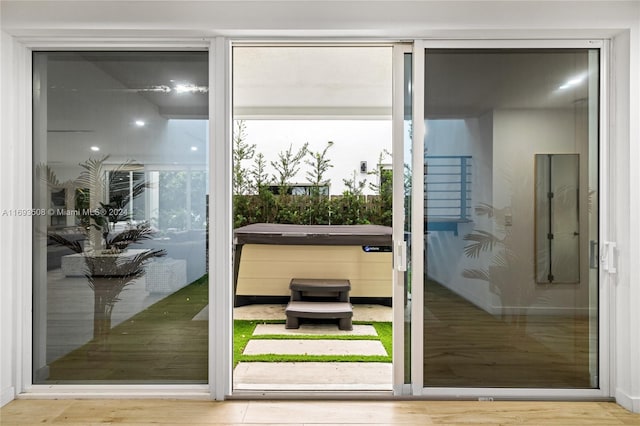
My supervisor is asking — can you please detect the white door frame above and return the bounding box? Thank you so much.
[409,39,613,399]
[228,41,405,398]
[6,35,617,403]
[391,43,412,396]
[210,36,234,401]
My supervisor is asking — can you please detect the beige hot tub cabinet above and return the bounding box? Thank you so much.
[233,223,392,306]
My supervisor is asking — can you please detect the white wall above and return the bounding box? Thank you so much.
[0,1,637,39]
[0,0,638,411]
[0,29,17,408]
[492,108,590,313]
[241,120,392,195]
[0,29,30,407]
[612,28,640,414]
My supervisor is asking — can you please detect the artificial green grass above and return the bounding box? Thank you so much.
[233,319,393,366]
[372,321,393,359]
[233,319,258,367]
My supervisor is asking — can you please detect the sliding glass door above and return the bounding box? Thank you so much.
[408,43,603,393]
[30,42,604,396]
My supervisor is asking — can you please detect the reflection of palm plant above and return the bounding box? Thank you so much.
[42,156,165,353]
[462,203,510,286]
[462,203,539,329]
[86,249,164,348]
[463,200,558,338]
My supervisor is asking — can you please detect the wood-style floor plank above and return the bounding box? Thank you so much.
[2,399,639,425]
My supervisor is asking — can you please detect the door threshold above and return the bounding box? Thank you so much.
[234,383,393,391]
[229,389,395,400]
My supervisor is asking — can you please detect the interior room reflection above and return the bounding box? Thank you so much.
[32,52,209,383]
[422,49,599,388]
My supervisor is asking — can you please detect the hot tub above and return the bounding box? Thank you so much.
[233,223,392,306]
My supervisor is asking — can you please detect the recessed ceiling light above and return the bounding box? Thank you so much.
[558,74,586,90]
[190,146,198,152]
[135,120,146,127]
[175,84,193,94]
[174,83,208,94]
[90,146,100,152]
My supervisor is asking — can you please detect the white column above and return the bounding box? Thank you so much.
[410,40,425,395]
[210,36,233,400]
[0,33,33,405]
[32,52,49,383]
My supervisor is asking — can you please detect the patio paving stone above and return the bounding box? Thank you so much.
[242,339,387,356]
[233,362,392,390]
[195,303,392,322]
[253,323,377,336]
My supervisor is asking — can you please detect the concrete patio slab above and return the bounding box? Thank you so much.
[253,323,377,336]
[242,339,387,356]
[233,362,392,389]
[229,303,392,322]
[352,304,393,322]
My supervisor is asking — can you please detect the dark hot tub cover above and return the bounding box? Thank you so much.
[234,223,392,246]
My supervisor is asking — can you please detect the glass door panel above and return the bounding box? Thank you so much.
[421,48,600,388]
[32,51,209,384]
[231,46,394,392]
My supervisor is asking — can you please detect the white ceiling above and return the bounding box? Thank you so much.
[233,46,393,119]
[1,0,635,40]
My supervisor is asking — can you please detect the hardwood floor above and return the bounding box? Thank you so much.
[1,399,639,425]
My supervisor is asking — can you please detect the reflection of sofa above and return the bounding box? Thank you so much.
[137,229,206,283]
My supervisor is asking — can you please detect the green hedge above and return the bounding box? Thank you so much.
[233,191,391,228]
